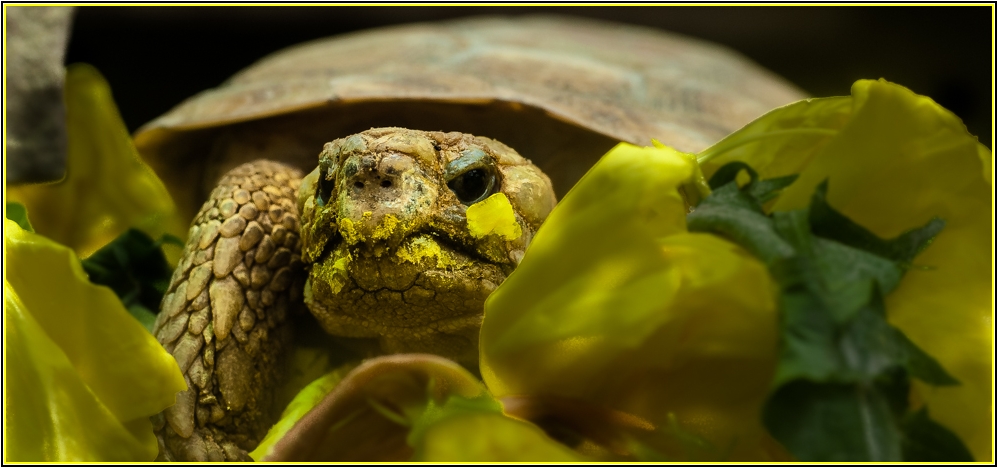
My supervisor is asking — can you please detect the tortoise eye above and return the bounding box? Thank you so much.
[315,165,335,206]
[448,168,496,205]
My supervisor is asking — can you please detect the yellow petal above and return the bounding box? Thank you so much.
[6,64,185,259]
[5,285,155,461]
[481,144,783,460]
[770,79,990,460]
[258,354,487,461]
[698,96,853,181]
[481,144,691,361]
[250,362,355,461]
[4,219,186,461]
[417,411,583,462]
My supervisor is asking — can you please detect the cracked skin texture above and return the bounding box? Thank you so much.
[154,127,555,461]
[297,127,556,367]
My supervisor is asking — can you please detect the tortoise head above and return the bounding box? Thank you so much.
[296,127,555,365]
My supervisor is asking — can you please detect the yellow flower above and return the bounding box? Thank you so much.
[251,354,583,462]
[6,64,185,260]
[4,64,188,462]
[701,79,991,461]
[4,220,186,461]
[479,144,785,461]
[478,79,990,461]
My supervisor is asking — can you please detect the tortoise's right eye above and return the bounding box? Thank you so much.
[448,168,496,205]
[316,166,335,206]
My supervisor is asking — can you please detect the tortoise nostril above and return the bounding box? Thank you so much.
[380,180,392,188]
[354,181,365,189]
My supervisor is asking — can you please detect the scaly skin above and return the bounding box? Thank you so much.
[154,128,556,461]
[152,161,305,461]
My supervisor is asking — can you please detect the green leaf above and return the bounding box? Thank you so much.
[812,239,902,309]
[157,233,185,248]
[6,202,34,232]
[80,228,177,329]
[687,183,794,264]
[838,301,908,380]
[808,181,946,266]
[894,332,959,386]
[707,161,759,190]
[748,175,799,205]
[689,169,962,462]
[704,162,798,206]
[770,287,842,385]
[126,304,158,333]
[757,81,989,461]
[873,367,912,418]
[763,380,902,462]
[900,408,974,462]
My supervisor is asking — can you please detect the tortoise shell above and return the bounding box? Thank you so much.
[134,15,806,223]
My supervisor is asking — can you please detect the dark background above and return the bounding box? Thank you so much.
[65,6,993,146]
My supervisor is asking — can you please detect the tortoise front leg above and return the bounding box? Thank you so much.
[151,161,306,461]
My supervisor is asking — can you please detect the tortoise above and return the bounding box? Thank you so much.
[137,15,806,461]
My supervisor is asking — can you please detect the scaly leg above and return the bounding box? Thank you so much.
[151,161,306,461]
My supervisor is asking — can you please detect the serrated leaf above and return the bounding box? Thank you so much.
[838,301,908,380]
[812,238,902,306]
[691,168,961,462]
[763,380,902,462]
[761,81,989,459]
[707,161,759,190]
[895,332,959,386]
[873,367,911,418]
[808,181,946,266]
[705,162,798,207]
[6,202,34,232]
[747,174,799,205]
[769,286,842,386]
[900,407,974,462]
[687,183,794,264]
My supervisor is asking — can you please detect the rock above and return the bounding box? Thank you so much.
[6,6,73,184]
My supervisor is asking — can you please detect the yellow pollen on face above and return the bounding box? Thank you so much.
[466,193,522,241]
[339,218,365,245]
[396,235,459,269]
[372,213,400,241]
[313,247,352,295]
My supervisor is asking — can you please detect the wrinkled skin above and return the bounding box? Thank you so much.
[153,128,555,461]
[299,128,555,365]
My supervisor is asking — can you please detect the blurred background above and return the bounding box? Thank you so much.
[65,6,992,145]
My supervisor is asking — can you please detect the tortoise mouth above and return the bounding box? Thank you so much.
[304,227,506,342]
